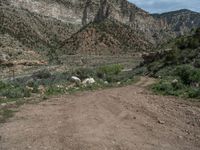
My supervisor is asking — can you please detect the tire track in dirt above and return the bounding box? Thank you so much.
[0,81,200,150]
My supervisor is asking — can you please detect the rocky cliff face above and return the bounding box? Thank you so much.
[8,0,198,45]
[1,0,200,60]
[8,0,167,44]
[153,9,200,36]
[9,0,98,25]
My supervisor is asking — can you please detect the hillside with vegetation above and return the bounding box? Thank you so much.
[59,19,152,56]
[140,28,200,99]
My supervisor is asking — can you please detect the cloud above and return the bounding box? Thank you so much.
[128,0,200,13]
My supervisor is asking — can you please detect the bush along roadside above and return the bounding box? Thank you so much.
[137,28,200,101]
[0,64,136,123]
[151,65,200,100]
[44,64,136,95]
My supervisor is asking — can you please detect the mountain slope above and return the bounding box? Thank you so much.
[153,9,200,36]
[0,0,160,59]
[0,0,200,60]
[0,5,80,50]
[60,19,152,55]
[0,3,81,63]
[8,0,167,44]
[0,33,42,63]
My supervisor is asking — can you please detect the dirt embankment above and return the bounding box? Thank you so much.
[0,80,200,150]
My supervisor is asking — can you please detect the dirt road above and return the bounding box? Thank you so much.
[0,80,200,150]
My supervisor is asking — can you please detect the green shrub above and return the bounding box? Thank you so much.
[176,37,188,49]
[175,66,191,84]
[73,68,95,80]
[194,59,200,68]
[188,88,200,98]
[104,71,134,83]
[45,86,66,96]
[152,81,173,94]
[0,86,31,98]
[0,81,31,99]
[0,81,8,90]
[188,38,200,49]
[195,28,200,37]
[32,69,51,79]
[155,66,176,78]
[152,79,186,97]
[165,50,179,64]
[175,65,200,85]
[26,79,35,87]
[133,66,148,75]
[147,61,165,75]
[30,71,71,86]
[97,64,123,78]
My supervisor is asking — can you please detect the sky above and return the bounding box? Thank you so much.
[128,0,200,13]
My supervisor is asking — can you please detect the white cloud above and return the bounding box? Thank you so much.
[128,0,200,13]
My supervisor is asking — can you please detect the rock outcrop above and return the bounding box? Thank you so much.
[153,9,200,36]
[95,0,110,22]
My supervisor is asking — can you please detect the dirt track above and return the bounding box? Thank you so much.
[0,79,200,150]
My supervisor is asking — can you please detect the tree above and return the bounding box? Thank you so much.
[195,28,200,37]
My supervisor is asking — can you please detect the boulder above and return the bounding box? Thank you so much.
[117,82,121,85]
[158,119,165,124]
[71,76,81,84]
[1,103,7,107]
[104,81,109,84]
[26,86,34,92]
[172,79,178,84]
[38,85,46,94]
[82,78,95,85]
[171,79,179,88]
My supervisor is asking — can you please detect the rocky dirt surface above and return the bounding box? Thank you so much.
[0,78,200,150]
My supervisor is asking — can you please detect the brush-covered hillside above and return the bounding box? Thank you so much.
[140,28,200,99]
